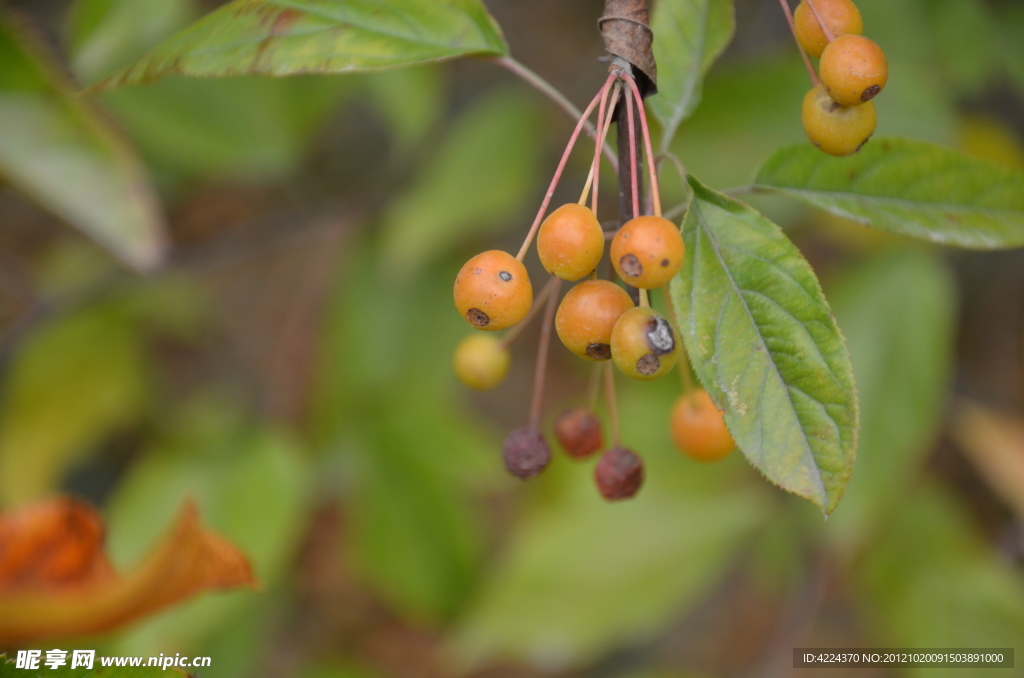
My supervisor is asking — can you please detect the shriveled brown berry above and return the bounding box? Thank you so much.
[537,203,605,281]
[610,216,685,289]
[554,407,603,458]
[820,34,889,107]
[793,0,863,59]
[454,250,533,331]
[594,446,644,500]
[555,280,634,361]
[502,427,551,479]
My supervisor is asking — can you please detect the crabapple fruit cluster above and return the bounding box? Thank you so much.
[793,0,888,156]
[450,70,735,501]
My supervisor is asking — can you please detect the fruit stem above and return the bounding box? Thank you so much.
[604,361,621,445]
[639,288,649,307]
[663,286,695,392]
[623,75,662,217]
[587,362,602,411]
[579,82,622,208]
[490,56,619,171]
[804,0,836,42]
[529,279,562,431]
[499,276,561,349]
[777,0,821,86]
[625,81,641,220]
[516,77,614,261]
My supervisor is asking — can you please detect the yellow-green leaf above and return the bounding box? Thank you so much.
[671,176,858,514]
[95,0,508,90]
[754,138,1024,249]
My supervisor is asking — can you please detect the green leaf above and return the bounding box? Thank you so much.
[825,249,956,546]
[349,394,484,621]
[858,484,1024,663]
[100,75,352,181]
[754,138,1024,249]
[66,0,196,83]
[649,0,735,149]
[379,90,543,278]
[0,15,166,270]
[0,309,149,507]
[104,411,308,654]
[95,0,508,90]
[671,177,858,514]
[452,473,764,669]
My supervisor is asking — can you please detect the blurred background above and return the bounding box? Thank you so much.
[1,0,1024,676]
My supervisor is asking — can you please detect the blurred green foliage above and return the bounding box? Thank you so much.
[1,0,1024,676]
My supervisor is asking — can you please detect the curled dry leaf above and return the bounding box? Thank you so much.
[951,400,1024,521]
[0,497,257,646]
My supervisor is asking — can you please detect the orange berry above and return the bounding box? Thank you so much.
[537,203,605,281]
[820,34,889,106]
[801,84,877,156]
[610,307,680,381]
[453,335,510,390]
[453,250,532,331]
[793,0,863,59]
[670,389,735,462]
[555,280,634,361]
[610,216,684,289]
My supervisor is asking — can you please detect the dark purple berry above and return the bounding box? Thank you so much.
[594,446,644,500]
[554,407,603,459]
[503,428,551,479]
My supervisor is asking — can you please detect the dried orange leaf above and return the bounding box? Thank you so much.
[0,498,257,646]
[0,498,114,593]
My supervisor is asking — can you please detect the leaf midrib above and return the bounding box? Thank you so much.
[692,197,829,503]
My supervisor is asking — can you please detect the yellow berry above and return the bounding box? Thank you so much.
[801,84,877,156]
[453,334,510,390]
[610,307,680,381]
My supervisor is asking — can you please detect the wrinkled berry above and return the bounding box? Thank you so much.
[502,427,551,479]
[554,407,603,458]
[594,446,644,500]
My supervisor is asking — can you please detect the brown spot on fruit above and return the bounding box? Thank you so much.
[861,84,880,101]
[586,343,612,360]
[661,259,670,267]
[466,308,489,327]
[619,253,643,278]
[499,271,512,282]
[636,354,660,375]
